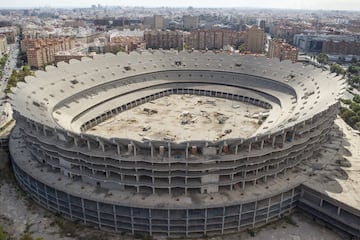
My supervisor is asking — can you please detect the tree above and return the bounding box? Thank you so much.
[350,102,360,112]
[330,64,345,76]
[317,53,328,64]
[19,232,44,240]
[355,121,360,130]
[348,64,360,75]
[0,225,9,240]
[353,95,360,104]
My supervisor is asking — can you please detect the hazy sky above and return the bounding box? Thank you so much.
[2,0,360,11]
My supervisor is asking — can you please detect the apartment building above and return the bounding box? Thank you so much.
[268,39,298,62]
[22,38,76,68]
[246,26,265,54]
[189,29,245,50]
[144,30,187,49]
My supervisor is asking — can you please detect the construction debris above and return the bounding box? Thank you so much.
[143,108,158,115]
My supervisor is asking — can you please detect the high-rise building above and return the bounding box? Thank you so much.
[268,39,298,62]
[154,15,164,30]
[183,15,199,30]
[246,26,265,54]
[259,20,266,30]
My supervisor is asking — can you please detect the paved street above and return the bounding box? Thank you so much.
[0,36,20,99]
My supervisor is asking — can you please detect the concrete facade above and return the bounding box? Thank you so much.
[9,51,351,237]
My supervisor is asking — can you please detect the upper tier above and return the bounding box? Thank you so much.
[9,50,345,143]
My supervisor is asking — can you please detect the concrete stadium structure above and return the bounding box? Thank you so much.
[8,51,359,237]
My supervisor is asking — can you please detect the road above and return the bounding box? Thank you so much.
[0,36,20,100]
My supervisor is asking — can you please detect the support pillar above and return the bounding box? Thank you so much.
[272,136,276,148]
[168,142,171,159]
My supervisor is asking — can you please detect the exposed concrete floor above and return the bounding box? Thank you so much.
[0,180,343,240]
[87,95,265,142]
[1,118,357,240]
[301,117,360,209]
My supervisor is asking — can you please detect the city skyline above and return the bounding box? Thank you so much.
[1,0,360,11]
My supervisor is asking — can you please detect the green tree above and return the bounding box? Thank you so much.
[341,109,356,121]
[0,225,9,240]
[330,64,345,76]
[353,95,360,104]
[317,53,328,64]
[350,102,360,112]
[19,232,44,240]
[348,64,360,75]
[355,121,360,130]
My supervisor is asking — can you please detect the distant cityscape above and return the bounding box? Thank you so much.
[0,5,360,240]
[0,6,359,68]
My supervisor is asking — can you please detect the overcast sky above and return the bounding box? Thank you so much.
[2,0,360,11]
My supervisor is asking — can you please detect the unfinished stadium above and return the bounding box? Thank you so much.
[8,51,360,237]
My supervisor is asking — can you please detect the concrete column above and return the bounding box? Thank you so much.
[116,144,121,155]
[237,203,242,231]
[81,198,86,224]
[292,131,296,141]
[87,140,91,151]
[282,133,286,144]
[99,140,105,152]
[168,142,171,159]
[278,193,284,217]
[272,136,276,148]
[235,144,238,155]
[204,208,208,235]
[149,209,153,235]
[185,143,189,159]
[260,140,264,149]
[113,205,118,231]
[252,201,258,227]
[248,142,252,152]
[186,209,189,237]
[130,207,134,234]
[167,209,171,237]
[43,127,47,136]
[150,142,154,159]
[67,193,73,219]
[132,142,137,156]
[337,207,341,216]
[96,202,101,229]
[320,199,323,207]
[74,137,78,147]
[221,207,225,234]
[266,198,271,223]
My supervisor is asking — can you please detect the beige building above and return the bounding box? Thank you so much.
[22,38,76,68]
[183,15,199,30]
[144,30,187,49]
[110,35,145,52]
[189,29,245,50]
[246,26,265,54]
[0,27,17,44]
[154,15,164,30]
[0,34,7,56]
[268,39,298,62]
